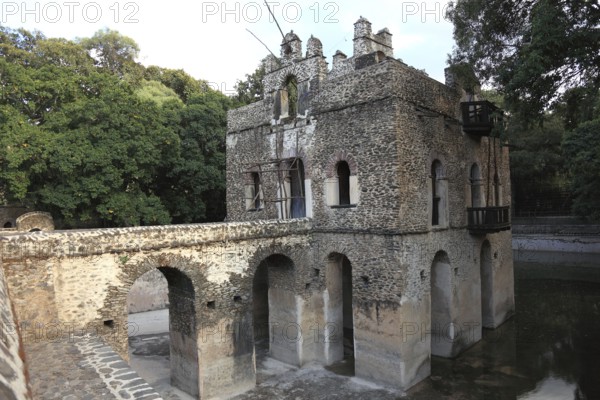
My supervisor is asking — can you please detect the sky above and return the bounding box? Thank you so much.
[2,0,456,94]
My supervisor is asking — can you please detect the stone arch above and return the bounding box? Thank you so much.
[430,251,453,357]
[325,151,358,178]
[323,252,355,371]
[324,151,360,206]
[251,253,300,365]
[480,240,494,328]
[16,212,54,232]
[3,221,13,228]
[264,63,311,94]
[101,254,200,398]
[279,148,312,179]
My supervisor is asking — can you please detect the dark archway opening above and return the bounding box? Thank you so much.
[341,256,354,362]
[3,221,12,228]
[253,261,270,353]
[252,254,297,366]
[431,252,453,357]
[127,267,198,399]
[325,253,355,376]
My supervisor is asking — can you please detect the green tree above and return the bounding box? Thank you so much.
[37,73,179,227]
[0,104,47,202]
[448,1,600,219]
[447,0,600,119]
[233,61,266,106]
[158,89,230,223]
[563,119,600,220]
[136,80,183,107]
[78,28,143,81]
[0,25,232,227]
[144,66,209,103]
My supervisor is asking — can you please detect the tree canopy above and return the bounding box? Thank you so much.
[0,26,232,227]
[447,0,600,119]
[233,60,266,106]
[448,1,600,220]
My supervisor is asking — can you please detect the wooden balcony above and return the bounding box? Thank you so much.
[461,101,502,136]
[467,206,511,234]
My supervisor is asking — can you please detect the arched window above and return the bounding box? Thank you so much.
[470,163,483,207]
[431,161,443,226]
[285,75,298,118]
[290,158,305,218]
[493,172,501,206]
[3,221,12,228]
[253,173,261,210]
[337,161,351,206]
[245,172,263,211]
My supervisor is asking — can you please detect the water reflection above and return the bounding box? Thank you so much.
[513,262,600,400]
[519,376,577,400]
[408,260,600,400]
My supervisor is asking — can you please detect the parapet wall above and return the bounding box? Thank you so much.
[1,219,311,261]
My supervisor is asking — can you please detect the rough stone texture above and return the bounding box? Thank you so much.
[16,212,54,232]
[0,266,32,400]
[225,15,515,392]
[25,334,161,399]
[1,219,312,399]
[0,16,514,400]
[0,209,54,234]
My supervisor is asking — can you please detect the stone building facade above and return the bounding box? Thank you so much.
[226,16,514,390]
[0,17,514,400]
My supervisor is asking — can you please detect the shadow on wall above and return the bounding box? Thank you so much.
[127,269,169,313]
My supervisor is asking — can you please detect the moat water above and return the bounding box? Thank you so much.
[129,253,600,399]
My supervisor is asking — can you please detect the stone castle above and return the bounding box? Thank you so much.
[0,17,513,399]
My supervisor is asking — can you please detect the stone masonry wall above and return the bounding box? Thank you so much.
[1,219,312,398]
[0,266,32,400]
[223,17,514,393]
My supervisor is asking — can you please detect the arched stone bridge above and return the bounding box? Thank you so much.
[1,219,513,399]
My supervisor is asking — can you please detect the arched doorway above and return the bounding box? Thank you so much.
[127,267,198,398]
[480,241,494,328]
[431,251,453,357]
[252,254,298,365]
[325,253,354,375]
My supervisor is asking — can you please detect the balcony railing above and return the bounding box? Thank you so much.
[461,101,503,136]
[467,206,511,234]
